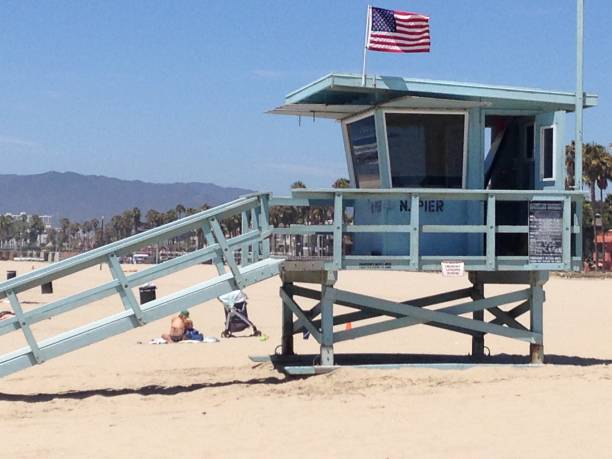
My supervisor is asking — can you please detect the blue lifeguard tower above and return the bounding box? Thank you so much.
[0,74,597,377]
[266,73,597,372]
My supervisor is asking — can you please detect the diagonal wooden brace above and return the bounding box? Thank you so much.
[7,290,44,364]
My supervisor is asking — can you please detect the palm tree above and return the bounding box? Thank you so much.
[175,204,185,219]
[583,143,609,202]
[582,143,612,268]
[332,178,351,189]
[132,207,141,234]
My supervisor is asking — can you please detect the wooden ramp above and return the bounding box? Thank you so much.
[0,193,282,378]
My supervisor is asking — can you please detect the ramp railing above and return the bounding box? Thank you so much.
[270,188,584,272]
[0,193,282,378]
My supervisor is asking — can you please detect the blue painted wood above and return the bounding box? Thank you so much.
[331,288,539,342]
[209,218,245,290]
[283,73,598,110]
[0,258,283,378]
[7,291,44,364]
[279,287,322,343]
[0,195,264,299]
[202,220,226,275]
[332,193,343,270]
[409,194,420,270]
[107,253,144,324]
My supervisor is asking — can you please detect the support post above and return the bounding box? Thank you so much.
[469,273,485,360]
[320,274,336,366]
[281,281,294,356]
[529,271,547,363]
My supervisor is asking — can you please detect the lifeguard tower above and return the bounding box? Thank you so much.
[266,73,597,372]
[0,76,597,378]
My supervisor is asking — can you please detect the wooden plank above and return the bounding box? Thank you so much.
[562,195,572,269]
[259,196,271,258]
[422,225,487,233]
[202,220,226,275]
[210,217,245,289]
[333,193,343,270]
[320,285,335,365]
[410,194,420,270]
[107,253,144,324]
[7,291,44,364]
[0,279,120,337]
[0,195,261,299]
[332,288,538,342]
[240,210,249,267]
[490,301,530,326]
[486,195,496,270]
[279,288,322,343]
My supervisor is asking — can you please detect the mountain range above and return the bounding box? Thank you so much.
[0,171,253,223]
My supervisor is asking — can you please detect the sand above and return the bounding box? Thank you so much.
[0,260,611,458]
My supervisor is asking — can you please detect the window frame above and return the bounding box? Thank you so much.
[525,123,535,161]
[381,108,469,189]
[540,125,556,181]
[341,109,378,188]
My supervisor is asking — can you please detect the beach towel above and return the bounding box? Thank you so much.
[142,336,219,344]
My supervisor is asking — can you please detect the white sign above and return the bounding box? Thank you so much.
[441,260,465,277]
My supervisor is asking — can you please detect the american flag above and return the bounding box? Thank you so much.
[366,6,430,53]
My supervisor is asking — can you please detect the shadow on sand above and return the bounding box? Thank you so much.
[0,374,290,403]
[1,353,609,403]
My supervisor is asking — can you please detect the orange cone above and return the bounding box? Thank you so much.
[345,322,352,330]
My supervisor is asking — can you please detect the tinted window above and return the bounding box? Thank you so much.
[347,116,380,188]
[542,127,554,179]
[386,113,465,188]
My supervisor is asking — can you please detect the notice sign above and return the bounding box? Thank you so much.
[441,260,465,277]
[528,201,563,264]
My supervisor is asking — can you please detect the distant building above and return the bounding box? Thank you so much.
[3,212,53,228]
[593,230,612,270]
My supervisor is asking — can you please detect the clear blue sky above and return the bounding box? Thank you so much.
[1,1,610,194]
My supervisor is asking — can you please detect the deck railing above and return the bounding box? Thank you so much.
[269,188,584,272]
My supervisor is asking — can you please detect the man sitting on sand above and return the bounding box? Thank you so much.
[161,310,193,343]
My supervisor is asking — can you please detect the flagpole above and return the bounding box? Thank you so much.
[361,5,371,86]
[575,0,584,190]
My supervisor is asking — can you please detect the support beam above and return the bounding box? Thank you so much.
[107,253,144,325]
[470,280,485,359]
[332,288,538,342]
[209,217,246,290]
[490,301,530,326]
[7,291,44,364]
[320,279,336,366]
[281,281,294,355]
[529,272,547,363]
[279,288,322,343]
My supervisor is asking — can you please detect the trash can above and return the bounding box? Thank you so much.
[6,270,16,280]
[41,282,53,294]
[139,285,157,304]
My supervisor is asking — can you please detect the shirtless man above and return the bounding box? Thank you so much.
[162,310,192,343]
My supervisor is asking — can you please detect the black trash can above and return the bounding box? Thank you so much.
[41,282,53,294]
[139,285,157,304]
[6,270,16,280]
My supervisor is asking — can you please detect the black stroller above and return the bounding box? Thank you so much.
[218,290,261,338]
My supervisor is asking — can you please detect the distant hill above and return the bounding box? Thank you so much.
[0,171,253,223]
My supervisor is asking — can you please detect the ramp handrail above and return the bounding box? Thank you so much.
[0,193,270,299]
[269,188,585,272]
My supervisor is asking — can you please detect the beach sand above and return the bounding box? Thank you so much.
[0,260,611,458]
